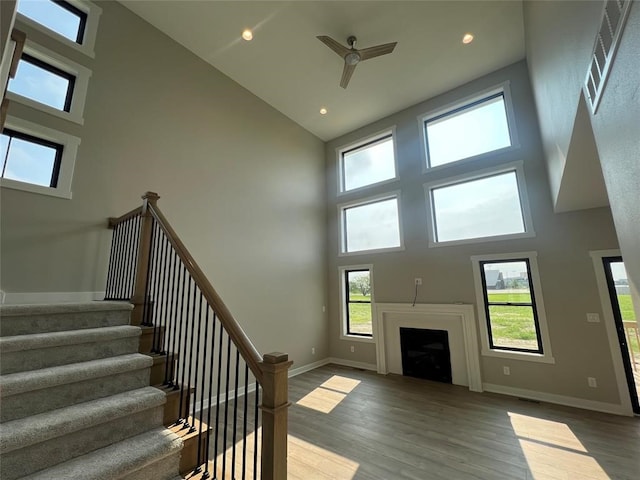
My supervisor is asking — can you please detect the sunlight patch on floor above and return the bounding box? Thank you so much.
[509,412,610,479]
[296,375,360,413]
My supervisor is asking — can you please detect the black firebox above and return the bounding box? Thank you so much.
[400,327,452,383]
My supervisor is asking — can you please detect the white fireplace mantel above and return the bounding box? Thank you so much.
[373,303,483,392]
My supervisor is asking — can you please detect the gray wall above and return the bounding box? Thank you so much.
[0,1,328,366]
[326,61,623,404]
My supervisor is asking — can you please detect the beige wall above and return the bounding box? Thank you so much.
[326,61,623,404]
[0,1,328,365]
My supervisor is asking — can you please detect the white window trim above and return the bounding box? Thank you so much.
[471,251,555,364]
[423,160,535,248]
[6,39,92,125]
[338,190,405,256]
[417,81,520,173]
[1,115,80,199]
[15,0,102,58]
[336,126,399,196]
[338,264,376,343]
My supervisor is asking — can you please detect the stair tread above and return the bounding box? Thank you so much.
[0,353,152,398]
[0,386,166,454]
[0,301,133,317]
[0,325,141,353]
[20,427,183,480]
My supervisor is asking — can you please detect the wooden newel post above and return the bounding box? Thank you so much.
[260,352,293,480]
[130,191,160,326]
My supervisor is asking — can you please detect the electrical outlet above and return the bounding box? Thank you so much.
[350,345,355,353]
[586,313,600,323]
[322,305,326,313]
[588,377,597,388]
[415,278,422,285]
[503,366,510,375]
[311,347,315,355]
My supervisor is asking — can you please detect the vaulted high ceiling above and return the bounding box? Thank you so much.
[120,1,525,141]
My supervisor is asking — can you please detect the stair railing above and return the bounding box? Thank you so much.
[106,192,291,480]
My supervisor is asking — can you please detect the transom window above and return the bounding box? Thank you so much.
[472,252,554,363]
[1,128,63,188]
[340,193,402,254]
[423,89,514,168]
[17,0,87,44]
[339,131,396,193]
[343,269,373,337]
[8,53,76,112]
[425,162,534,246]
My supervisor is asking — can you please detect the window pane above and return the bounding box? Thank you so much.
[488,305,539,350]
[484,261,531,303]
[432,171,525,242]
[347,270,372,335]
[8,57,72,111]
[17,0,84,43]
[1,133,58,187]
[343,136,395,191]
[426,94,511,167]
[344,197,401,252]
[610,261,635,321]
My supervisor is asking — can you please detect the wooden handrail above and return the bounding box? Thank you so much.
[147,201,264,383]
[108,205,143,228]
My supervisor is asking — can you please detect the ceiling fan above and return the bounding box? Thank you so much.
[317,35,398,89]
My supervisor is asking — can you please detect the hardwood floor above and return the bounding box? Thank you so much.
[285,364,640,480]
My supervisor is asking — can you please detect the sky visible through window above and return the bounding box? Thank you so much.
[432,171,525,242]
[1,133,58,186]
[17,0,83,43]
[8,58,71,111]
[345,198,400,252]
[343,136,395,191]
[426,94,511,167]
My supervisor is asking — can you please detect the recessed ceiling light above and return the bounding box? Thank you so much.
[242,29,253,41]
[462,33,474,44]
[320,107,328,115]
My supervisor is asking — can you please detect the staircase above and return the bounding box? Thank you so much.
[0,301,183,480]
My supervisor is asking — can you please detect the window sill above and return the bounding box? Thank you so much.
[340,334,375,344]
[1,178,72,199]
[339,245,405,257]
[429,231,536,248]
[481,348,555,364]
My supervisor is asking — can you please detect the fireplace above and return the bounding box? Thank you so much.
[400,327,452,383]
[373,303,483,392]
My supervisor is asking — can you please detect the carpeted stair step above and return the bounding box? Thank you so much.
[0,302,133,337]
[0,354,152,422]
[0,387,166,480]
[0,325,141,374]
[19,427,183,480]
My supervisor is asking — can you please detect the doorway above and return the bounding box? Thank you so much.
[602,257,640,414]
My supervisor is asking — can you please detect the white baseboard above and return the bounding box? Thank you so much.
[327,357,378,372]
[1,291,106,305]
[288,358,331,378]
[483,383,632,416]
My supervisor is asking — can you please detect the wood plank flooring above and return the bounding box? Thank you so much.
[285,364,640,480]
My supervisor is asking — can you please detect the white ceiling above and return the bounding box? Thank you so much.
[120,1,525,141]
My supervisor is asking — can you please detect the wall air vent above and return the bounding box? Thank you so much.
[585,0,633,112]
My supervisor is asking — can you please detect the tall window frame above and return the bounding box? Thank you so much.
[471,252,554,363]
[339,265,375,342]
[1,128,63,188]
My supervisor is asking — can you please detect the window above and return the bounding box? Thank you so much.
[339,193,403,254]
[339,130,396,193]
[339,266,374,340]
[17,0,87,44]
[16,0,102,58]
[471,252,554,363]
[420,86,517,169]
[424,161,534,246]
[5,41,92,124]
[8,53,75,112]
[1,129,62,187]
[1,116,81,198]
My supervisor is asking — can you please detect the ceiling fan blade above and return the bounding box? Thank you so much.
[359,42,397,61]
[317,35,350,57]
[340,62,357,89]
